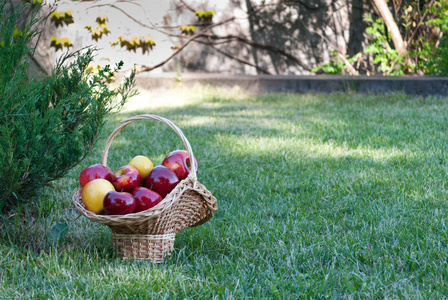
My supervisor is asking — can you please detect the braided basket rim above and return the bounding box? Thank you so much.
[73,175,218,227]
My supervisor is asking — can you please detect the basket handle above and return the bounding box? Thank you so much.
[101,114,197,180]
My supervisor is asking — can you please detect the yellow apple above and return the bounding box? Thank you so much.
[81,178,115,213]
[128,155,154,180]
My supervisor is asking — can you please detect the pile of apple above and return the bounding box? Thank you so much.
[80,150,197,215]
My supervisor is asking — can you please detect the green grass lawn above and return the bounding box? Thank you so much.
[2,86,448,298]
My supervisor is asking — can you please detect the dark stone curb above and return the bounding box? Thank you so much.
[133,73,448,97]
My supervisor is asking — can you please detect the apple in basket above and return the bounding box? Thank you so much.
[81,179,115,213]
[112,165,141,192]
[79,164,114,187]
[145,166,180,198]
[162,150,198,181]
[132,187,163,212]
[103,191,136,215]
[128,155,154,181]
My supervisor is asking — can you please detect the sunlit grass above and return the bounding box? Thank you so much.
[2,86,448,298]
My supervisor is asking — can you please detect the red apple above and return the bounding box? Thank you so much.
[161,150,198,181]
[145,166,180,198]
[103,191,136,215]
[112,165,141,192]
[79,164,113,187]
[132,187,163,212]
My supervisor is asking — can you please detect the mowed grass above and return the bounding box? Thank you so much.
[2,86,448,298]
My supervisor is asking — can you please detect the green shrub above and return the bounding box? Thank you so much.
[312,1,448,76]
[0,4,136,210]
[414,0,448,75]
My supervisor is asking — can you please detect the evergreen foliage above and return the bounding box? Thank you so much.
[0,3,137,210]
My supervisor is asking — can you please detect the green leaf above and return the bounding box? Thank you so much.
[48,222,69,244]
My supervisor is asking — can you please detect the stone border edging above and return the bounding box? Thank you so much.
[133,73,448,96]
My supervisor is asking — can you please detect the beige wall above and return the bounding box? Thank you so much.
[32,0,366,75]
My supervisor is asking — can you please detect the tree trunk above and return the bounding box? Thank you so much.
[347,0,365,57]
[371,0,407,56]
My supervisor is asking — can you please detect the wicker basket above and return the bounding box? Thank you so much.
[73,114,218,263]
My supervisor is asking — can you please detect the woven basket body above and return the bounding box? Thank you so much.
[73,115,218,262]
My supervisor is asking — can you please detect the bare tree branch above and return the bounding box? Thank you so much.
[204,38,272,74]
[200,33,312,71]
[299,20,359,75]
[178,0,197,13]
[159,31,312,72]
[406,0,435,45]
[280,0,337,11]
[138,18,236,73]
[336,52,359,76]
[88,4,155,30]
